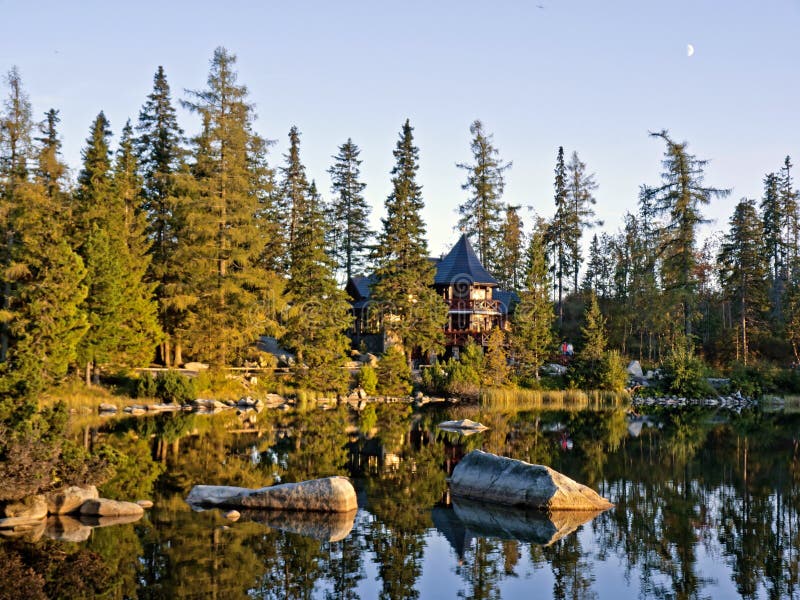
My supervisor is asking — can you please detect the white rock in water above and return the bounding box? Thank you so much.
[450,450,613,511]
[626,360,643,378]
[46,485,99,515]
[79,498,145,517]
[186,485,255,506]
[186,477,357,513]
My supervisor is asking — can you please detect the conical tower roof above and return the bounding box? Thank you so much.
[434,234,498,286]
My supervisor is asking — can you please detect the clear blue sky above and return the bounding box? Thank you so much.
[1,0,798,257]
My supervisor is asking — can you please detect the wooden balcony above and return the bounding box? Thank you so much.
[446,298,501,313]
[444,329,490,347]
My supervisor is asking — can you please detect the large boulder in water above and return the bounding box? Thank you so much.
[4,495,47,519]
[186,476,357,513]
[46,485,99,515]
[450,450,613,511]
[79,498,144,517]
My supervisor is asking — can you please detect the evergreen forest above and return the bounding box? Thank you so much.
[1,46,798,421]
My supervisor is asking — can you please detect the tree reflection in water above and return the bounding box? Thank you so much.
[3,406,800,599]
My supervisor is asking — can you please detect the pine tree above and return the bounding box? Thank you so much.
[718,198,769,365]
[371,119,448,359]
[282,179,351,392]
[181,47,280,365]
[328,138,370,281]
[648,130,730,341]
[511,219,554,380]
[34,109,68,203]
[565,151,601,292]
[456,120,511,270]
[135,66,188,365]
[780,156,799,279]
[112,122,162,366]
[279,126,311,272]
[546,146,569,328]
[0,70,87,398]
[483,327,509,386]
[0,67,34,362]
[74,114,161,381]
[580,292,607,364]
[495,205,524,291]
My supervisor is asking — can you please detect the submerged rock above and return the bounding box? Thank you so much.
[44,516,92,542]
[450,450,613,511]
[452,498,605,546]
[241,507,357,542]
[46,485,99,515]
[79,498,145,517]
[186,476,357,513]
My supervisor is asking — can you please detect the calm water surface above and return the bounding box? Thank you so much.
[3,403,800,599]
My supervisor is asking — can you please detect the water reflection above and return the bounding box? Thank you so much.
[2,405,800,598]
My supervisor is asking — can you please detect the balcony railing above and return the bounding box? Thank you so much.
[446,298,501,313]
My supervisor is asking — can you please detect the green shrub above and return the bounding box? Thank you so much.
[156,371,197,404]
[134,372,158,399]
[358,366,378,395]
[662,343,713,398]
[598,350,629,392]
[376,346,412,396]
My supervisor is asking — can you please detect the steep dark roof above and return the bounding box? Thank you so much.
[434,234,498,286]
[494,290,519,315]
[346,274,378,300]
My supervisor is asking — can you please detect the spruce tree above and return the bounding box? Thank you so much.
[0,70,87,398]
[371,119,448,359]
[456,120,511,270]
[580,292,607,364]
[282,179,351,392]
[135,66,188,365]
[483,327,509,386]
[74,114,161,381]
[0,67,34,362]
[280,126,311,272]
[779,156,799,278]
[34,109,68,203]
[181,47,280,365]
[511,219,554,380]
[495,205,524,291]
[328,138,371,280]
[718,198,769,365]
[546,146,569,328]
[565,151,601,292]
[648,130,729,341]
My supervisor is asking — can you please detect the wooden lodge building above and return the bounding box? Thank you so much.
[346,234,517,357]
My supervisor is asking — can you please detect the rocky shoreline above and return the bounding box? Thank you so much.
[0,485,150,542]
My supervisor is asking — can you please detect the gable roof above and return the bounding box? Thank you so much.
[434,234,498,286]
[346,274,377,300]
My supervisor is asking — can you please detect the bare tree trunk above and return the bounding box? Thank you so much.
[85,361,92,387]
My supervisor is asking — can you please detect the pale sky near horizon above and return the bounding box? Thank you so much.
[1,0,798,259]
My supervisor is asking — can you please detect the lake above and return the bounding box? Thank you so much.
[2,402,799,599]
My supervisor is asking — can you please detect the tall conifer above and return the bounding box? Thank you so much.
[511,219,554,380]
[328,138,370,281]
[456,120,510,271]
[181,47,279,365]
[565,151,601,292]
[135,66,188,365]
[718,198,768,364]
[371,120,447,359]
[648,130,730,341]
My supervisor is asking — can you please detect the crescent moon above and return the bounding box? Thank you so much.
[687,44,695,57]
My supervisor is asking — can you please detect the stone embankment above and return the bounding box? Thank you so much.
[0,485,151,541]
[98,389,452,417]
[450,450,614,511]
[631,393,757,412]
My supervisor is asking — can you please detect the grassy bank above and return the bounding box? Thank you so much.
[480,387,630,412]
